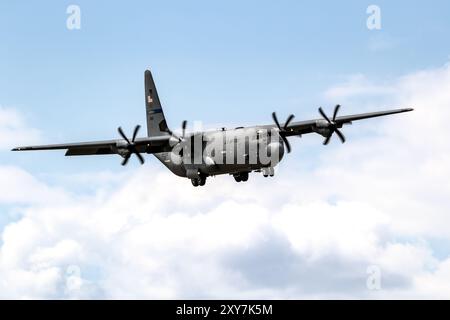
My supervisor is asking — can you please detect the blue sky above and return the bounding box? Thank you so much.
[1,0,448,174]
[1,1,450,298]
[2,1,449,154]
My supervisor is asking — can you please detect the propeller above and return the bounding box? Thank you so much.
[318,104,346,145]
[272,112,295,153]
[117,125,145,166]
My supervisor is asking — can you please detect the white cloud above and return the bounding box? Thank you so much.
[319,64,450,238]
[0,164,447,299]
[324,74,395,101]
[0,166,69,205]
[0,106,41,150]
[1,63,450,299]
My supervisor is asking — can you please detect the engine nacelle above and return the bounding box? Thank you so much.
[115,141,130,158]
[313,120,332,137]
[264,141,285,165]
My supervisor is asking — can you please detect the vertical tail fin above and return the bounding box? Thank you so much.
[145,70,170,137]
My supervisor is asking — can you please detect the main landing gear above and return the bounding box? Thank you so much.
[191,175,207,187]
[233,172,249,182]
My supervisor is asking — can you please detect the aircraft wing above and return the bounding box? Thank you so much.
[11,136,171,156]
[282,108,414,136]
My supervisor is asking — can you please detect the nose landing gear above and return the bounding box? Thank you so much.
[262,167,275,177]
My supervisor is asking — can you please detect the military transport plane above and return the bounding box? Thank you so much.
[12,70,413,187]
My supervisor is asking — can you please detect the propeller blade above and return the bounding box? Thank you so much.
[136,152,145,165]
[272,112,282,130]
[283,114,295,130]
[181,120,187,139]
[121,154,131,166]
[282,135,291,153]
[318,107,331,124]
[117,126,145,166]
[332,104,341,121]
[335,128,346,143]
[118,127,131,144]
[273,112,296,153]
[323,133,332,145]
[132,125,141,142]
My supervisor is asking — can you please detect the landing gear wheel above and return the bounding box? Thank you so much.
[191,175,206,187]
[233,172,249,182]
[191,178,200,187]
[262,167,274,177]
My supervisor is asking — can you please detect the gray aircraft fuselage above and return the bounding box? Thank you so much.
[154,126,285,179]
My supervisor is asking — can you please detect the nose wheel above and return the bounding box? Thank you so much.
[262,167,275,177]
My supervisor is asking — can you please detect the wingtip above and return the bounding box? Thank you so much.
[11,147,31,151]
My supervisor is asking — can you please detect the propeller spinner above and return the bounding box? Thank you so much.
[272,112,295,153]
[318,104,346,145]
[117,125,145,166]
